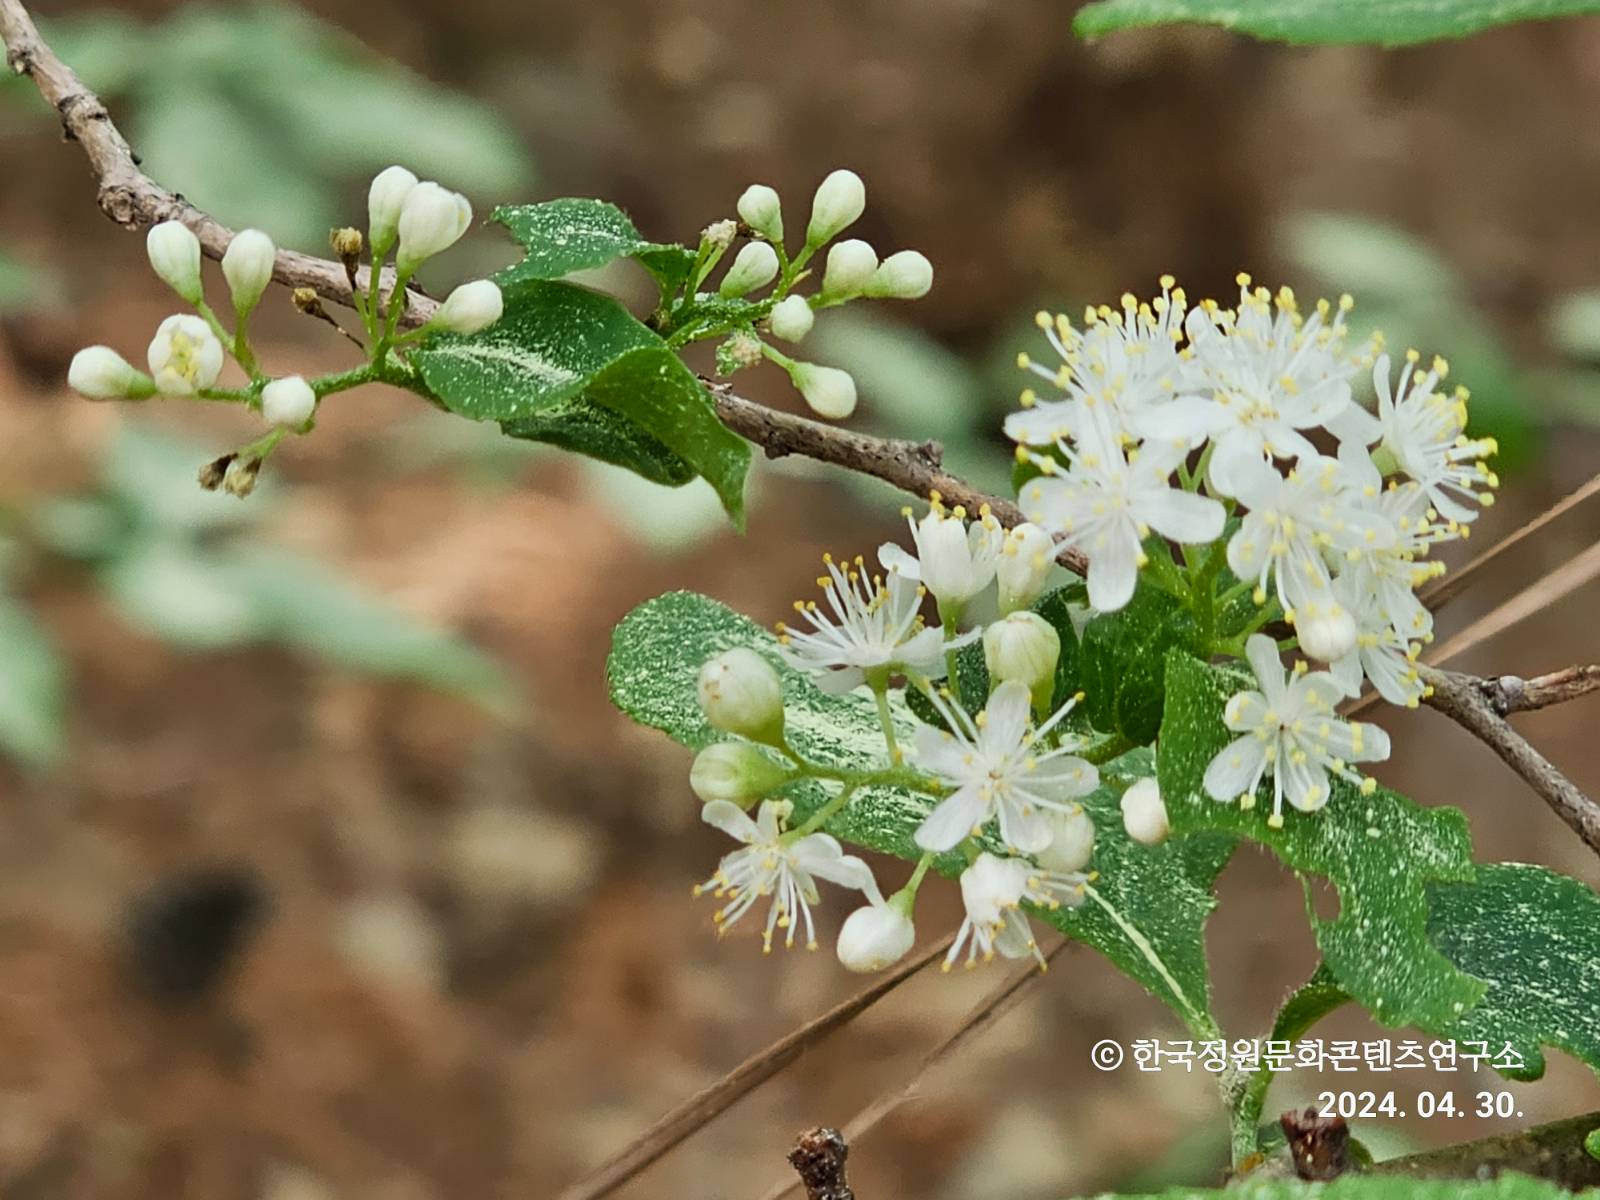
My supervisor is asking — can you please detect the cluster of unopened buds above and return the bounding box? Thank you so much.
[677,272,1500,974]
[704,168,934,420]
[67,166,505,495]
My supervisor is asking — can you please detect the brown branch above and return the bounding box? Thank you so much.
[1373,1109,1600,1188]
[1419,665,1600,859]
[1,0,1090,564]
[1420,471,1600,614]
[554,934,952,1200]
[1479,663,1600,715]
[756,939,1065,1200]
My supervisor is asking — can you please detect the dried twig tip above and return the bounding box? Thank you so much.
[788,1127,854,1200]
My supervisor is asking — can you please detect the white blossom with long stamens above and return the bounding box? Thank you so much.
[944,852,1085,971]
[878,498,1004,610]
[1183,278,1366,498]
[1369,351,1499,526]
[911,680,1098,854]
[1019,421,1225,613]
[777,554,947,694]
[1326,573,1429,709]
[695,799,881,953]
[1203,635,1391,827]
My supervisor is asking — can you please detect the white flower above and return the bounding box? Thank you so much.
[146,221,203,304]
[1202,634,1391,827]
[697,648,785,741]
[1333,443,1447,644]
[1370,351,1498,526]
[68,346,153,400]
[719,241,780,297]
[697,799,881,952]
[806,168,866,247]
[945,852,1081,971]
[690,742,793,807]
[996,522,1057,614]
[836,901,915,972]
[821,239,878,299]
[260,375,317,428]
[221,229,275,315]
[1006,280,1200,450]
[147,314,224,396]
[1184,280,1364,498]
[865,250,933,300]
[768,295,815,343]
[396,182,472,269]
[737,183,784,242]
[1019,423,1225,613]
[368,165,420,248]
[1119,777,1169,846]
[1224,453,1395,617]
[879,500,1005,612]
[983,611,1060,699]
[434,279,504,334]
[791,362,857,419]
[777,555,946,693]
[912,680,1098,854]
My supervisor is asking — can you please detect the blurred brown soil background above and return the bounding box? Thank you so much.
[2,1,1600,1197]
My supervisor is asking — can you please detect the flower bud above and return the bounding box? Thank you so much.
[368,165,419,249]
[396,181,472,270]
[696,648,784,742]
[434,279,504,335]
[737,184,783,242]
[689,742,793,808]
[147,314,223,396]
[997,522,1057,614]
[791,362,857,420]
[68,346,154,401]
[719,242,780,298]
[223,454,261,498]
[768,295,814,343]
[260,375,317,429]
[836,902,915,973]
[821,239,878,299]
[1038,806,1095,875]
[146,221,203,304]
[865,250,934,300]
[221,228,275,316]
[983,611,1060,704]
[1120,777,1169,846]
[806,169,866,247]
[1296,598,1358,663]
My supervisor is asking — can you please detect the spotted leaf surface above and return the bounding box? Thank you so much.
[1158,651,1484,1029]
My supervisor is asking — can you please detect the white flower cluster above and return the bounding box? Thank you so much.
[1008,275,1497,710]
[67,167,504,494]
[709,169,934,420]
[686,500,1166,976]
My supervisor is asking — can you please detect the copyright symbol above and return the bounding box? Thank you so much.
[1091,1039,1124,1071]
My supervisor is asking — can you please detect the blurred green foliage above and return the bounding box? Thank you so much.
[0,247,62,315]
[3,4,533,247]
[0,421,517,773]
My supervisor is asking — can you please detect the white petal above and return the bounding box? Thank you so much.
[1135,487,1225,545]
[979,681,1033,756]
[1004,403,1077,446]
[815,667,868,695]
[1207,430,1268,498]
[1085,532,1139,612]
[879,542,921,580]
[1203,735,1267,800]
[1244,634,1285,692]
[700,799,759,843]
[915,785,990,851]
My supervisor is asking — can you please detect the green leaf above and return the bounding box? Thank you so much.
[1078,582,1204,743]
[580,347,751,526]
[1269,963,1352,1043]
[1426,863,1600,1081]
[1158,652,1484,1029]
[0,590,66,771]
[414,283,750,523]
[608,591,1235,1027]
[494,199,682,287]
[502,398,697,487]
[1073,0,1600,47]
[1102,1173,1598,1200]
